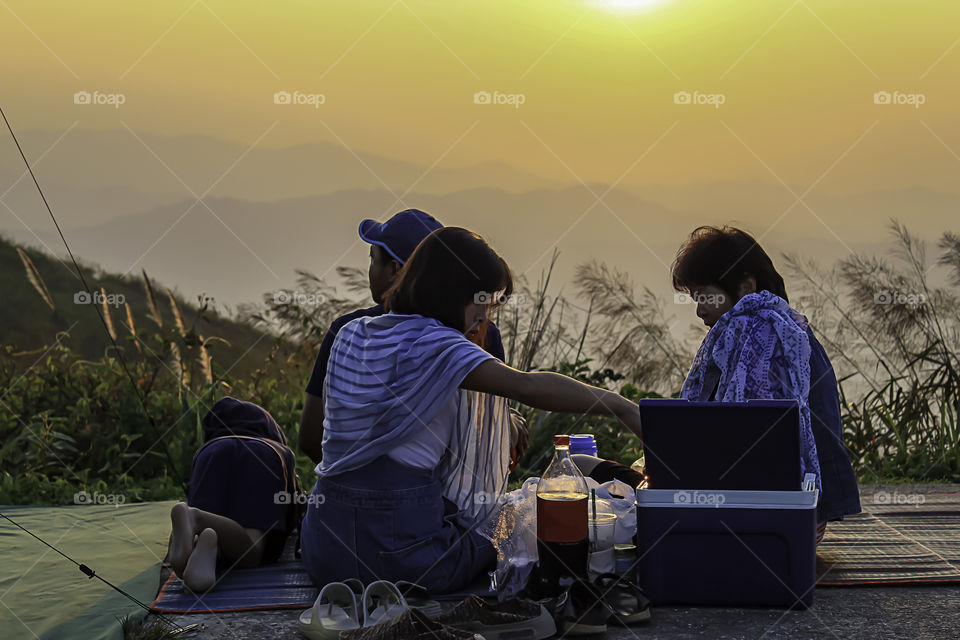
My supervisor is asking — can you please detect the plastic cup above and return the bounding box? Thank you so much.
[614,543,637,577]
[588,513,617,551]
[588,547,616,579]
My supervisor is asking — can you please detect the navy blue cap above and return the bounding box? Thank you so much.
[358,209,443,264]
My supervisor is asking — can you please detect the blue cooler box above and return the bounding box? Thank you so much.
[634,478,818,608]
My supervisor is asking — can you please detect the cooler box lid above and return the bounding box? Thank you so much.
[636,474,819,510]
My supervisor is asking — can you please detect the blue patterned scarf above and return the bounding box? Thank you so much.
[681,291,822,489]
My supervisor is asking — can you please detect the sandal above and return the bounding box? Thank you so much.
[592,573,651,625]
[298,581,362,639]
[362,580,408,627]
[344,578,365,597]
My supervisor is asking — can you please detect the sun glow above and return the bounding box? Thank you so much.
[595,0,671,11]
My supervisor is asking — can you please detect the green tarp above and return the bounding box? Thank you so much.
[0,501,174,640]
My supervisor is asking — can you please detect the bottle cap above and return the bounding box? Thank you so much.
[553,434,570,447]
[569,434,597,453]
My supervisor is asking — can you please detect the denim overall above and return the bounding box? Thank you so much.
[301,456,496,593]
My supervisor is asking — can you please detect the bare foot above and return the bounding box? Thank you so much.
[169,502,197,576]
[183,528,219,593]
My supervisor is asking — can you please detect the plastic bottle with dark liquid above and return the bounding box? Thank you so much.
[534,434,589,595]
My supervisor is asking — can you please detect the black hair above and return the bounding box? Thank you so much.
[671,226,789,303]
[385,227,513,332]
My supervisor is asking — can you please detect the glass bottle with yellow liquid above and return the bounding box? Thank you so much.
[534,434,589,594]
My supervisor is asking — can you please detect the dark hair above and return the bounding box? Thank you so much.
[671,226,789,303]
[385,227,513,332]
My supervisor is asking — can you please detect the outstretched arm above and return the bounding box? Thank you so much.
[461,359,642,441]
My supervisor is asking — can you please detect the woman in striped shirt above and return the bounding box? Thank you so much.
[299,227,642,593]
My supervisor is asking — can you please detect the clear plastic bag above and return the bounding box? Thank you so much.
[491,477,539,600]
[491,476,638,597]
[590,478,638,544]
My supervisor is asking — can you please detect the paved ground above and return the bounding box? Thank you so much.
[148,584,960,639]
[143,484,960,639]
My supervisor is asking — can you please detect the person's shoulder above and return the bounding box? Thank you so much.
[804,325,831,360]
[330,304,384,334]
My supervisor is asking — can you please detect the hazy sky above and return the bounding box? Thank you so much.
[2,0,959,314]
[3,0,959,192]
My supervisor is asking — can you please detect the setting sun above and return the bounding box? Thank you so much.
[596,0,672,10]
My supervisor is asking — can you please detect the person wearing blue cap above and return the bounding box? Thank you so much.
[298,209,507,464]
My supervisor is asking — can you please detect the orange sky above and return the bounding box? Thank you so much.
[2,0,959,194]
[2,0,959,314]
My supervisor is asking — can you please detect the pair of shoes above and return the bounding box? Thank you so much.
[434,594,556,640]
[298,580,407,639]
[340,579,442,621]
[340,608,485,640]
[560,581,608,636]
[593,573,651,625]
[558,574,651,635]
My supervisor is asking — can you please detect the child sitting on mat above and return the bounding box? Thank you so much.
[168,397,300,592]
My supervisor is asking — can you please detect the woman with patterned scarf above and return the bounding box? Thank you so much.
[672,226,861,536]
[575,226,860,544]
[300,227,643,594]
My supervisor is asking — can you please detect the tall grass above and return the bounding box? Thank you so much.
[504,223,960,483]
[4,223,958,506]
[244,266,369,351]
[785,221,960,482]
[492,252,679,480]
[0,268,311,504]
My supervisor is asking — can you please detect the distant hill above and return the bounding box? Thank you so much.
[0,235,279,379]
[4,186,706,310]
[4,183,933,313]
[0,128,565,229]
